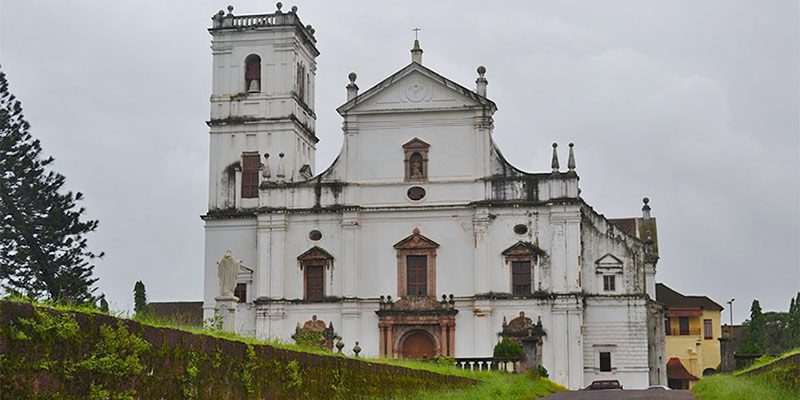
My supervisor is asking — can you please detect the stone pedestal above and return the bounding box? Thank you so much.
[215,296,238,332]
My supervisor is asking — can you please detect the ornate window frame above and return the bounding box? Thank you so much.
[297,246,334,301]
[502,242,545,295]
[595,253,623,294]
[403,138,430,182]
[394,228,439,298]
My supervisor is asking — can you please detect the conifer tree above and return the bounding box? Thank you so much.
[790,293,800,348]
[0,68,103,303]
[739,300,766,354]
[133,281,148,316]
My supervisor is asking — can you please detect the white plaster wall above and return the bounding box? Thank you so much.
[203,218,257,319]
[583,298,651,389]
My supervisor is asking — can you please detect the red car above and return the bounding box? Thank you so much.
[584,380,623,390]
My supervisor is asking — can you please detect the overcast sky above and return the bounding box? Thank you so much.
[1,0,797,323]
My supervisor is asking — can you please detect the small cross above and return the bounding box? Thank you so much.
[413,27,421,40]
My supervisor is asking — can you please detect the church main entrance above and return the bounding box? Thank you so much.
[401,330,436,359]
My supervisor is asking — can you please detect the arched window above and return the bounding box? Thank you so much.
[245,54,261,93]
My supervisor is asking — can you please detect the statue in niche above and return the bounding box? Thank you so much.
[409,152,424,180]
[217,250,240,299]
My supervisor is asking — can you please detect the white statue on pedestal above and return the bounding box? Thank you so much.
[217,250,240,299]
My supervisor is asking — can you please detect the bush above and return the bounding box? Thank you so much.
[493,338,523,358]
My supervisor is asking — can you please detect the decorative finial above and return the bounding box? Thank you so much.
[346,72,358,101]
[306,25,315,35]
[291,5,298,13]
[642,197,651,219]
[276,153,285,181]
[276,2,283,11]
[227,5,234,14]
[262,153,271,179]
[551,143,560,173]
[411,29,423,64]
[567,143,576,171]
[353,341,361,357]
[412,227,420,235]
[476,66,488,97]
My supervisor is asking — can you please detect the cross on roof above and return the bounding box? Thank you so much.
[413,27,421,40]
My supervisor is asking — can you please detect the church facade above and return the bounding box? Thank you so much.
[202,4,666,390]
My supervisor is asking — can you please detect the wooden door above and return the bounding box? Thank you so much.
[401,331,436,359]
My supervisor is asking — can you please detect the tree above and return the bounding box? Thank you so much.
[739,300,766,354]
[790,293,800,348]
[0,68,103,303]
[98,295,109,313]
[133,281,148,316]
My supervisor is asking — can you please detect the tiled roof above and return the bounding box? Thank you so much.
[667,357,700,381]
[148,301,204,327]
[656,283,723,311]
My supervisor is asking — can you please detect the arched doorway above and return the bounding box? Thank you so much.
[401,330,436,359]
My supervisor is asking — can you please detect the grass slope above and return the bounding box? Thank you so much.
[733,347,800,376]
[692,374,798,400]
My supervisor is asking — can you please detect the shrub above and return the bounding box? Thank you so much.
[493,338,523,358]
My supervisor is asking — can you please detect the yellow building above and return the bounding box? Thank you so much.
[656,283,723,389]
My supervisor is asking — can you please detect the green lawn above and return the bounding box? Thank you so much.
[692,373,799,400]
[733,347,800,376]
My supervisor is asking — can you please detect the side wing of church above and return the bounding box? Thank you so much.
[202,4,666,390]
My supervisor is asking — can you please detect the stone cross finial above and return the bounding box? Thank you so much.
[567,143,576,171]
[346,72,359,101]
[551,143,560,173]
[476,66,488,97]
[411,32,423,64]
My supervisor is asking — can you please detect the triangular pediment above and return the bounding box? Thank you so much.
[297,246,334,261]
[595,253,623,266]
[501,241,546,257]
[402,137,430,150]
[394,228,440,250]
[337,63,496,115]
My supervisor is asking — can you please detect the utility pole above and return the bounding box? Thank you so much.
[727,298,735,336]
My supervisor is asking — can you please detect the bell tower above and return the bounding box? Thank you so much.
[207,3,319,210]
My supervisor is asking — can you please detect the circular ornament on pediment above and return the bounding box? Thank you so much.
[407,186,426,201]
[308,230,322,241]
[513,224,529,235]
[404,79,430,103]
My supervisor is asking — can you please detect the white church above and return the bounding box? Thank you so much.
[202,3,666,390]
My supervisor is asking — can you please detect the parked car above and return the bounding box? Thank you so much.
[647,385,672,390]
[584,380,623,390]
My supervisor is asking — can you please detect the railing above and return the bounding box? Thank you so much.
[667,327,702,336]
[231,14,277,28]
[454,357,523,373]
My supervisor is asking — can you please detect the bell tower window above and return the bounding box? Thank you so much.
[241,153,260,198]
[403,138,430,182]
[245,54,261,93]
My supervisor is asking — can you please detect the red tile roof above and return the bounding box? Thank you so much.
[667,357,700,381]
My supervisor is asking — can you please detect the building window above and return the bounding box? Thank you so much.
[665,317,671,336]
[403,138,430,182]
[394,228,439,298]
[502,242,544,295]
[297,246,334,302]
[599,352,612,372]
[296,63,306,103]
[305,265,324,300]
[511,261,531,295]
[241,153,260,198]
[679,316,690,336]
[704,319,713,339]
[603,275,616,292]
[406,255,428,297]
[234,283,247,303]
[245,54,261,93]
